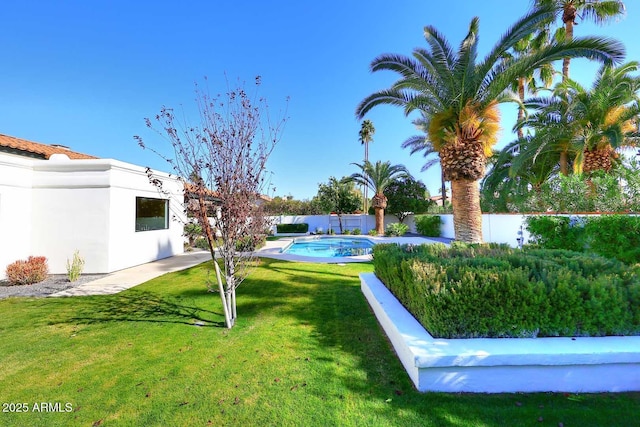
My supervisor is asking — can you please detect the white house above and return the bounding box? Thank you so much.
[0,133,185,280]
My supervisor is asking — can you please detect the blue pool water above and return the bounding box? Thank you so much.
[282,237,375,258]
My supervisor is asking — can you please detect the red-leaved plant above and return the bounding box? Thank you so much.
[5,256,49,286]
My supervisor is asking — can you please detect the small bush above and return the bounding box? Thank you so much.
[276,223,309,233]
[373,243,639,338]
[367,229,378,236]
[352,228,361,235]
[415,215,441,237]
[526,215,640,264]
[194,237,210,250]
[327,229,335,235]
[6,256,49,286]
[235,234,266,252]
[385,222,409,237]
[66,250,85,282]
[525,216,584,252]
[343,229,352,235]
[183,222,203,246]
[583,215,640,264]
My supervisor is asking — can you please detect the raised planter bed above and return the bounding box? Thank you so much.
[360,272,640,393]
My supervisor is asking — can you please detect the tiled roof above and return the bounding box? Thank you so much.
[0,133,98,160]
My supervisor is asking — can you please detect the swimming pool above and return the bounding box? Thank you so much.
[281,237,375,258]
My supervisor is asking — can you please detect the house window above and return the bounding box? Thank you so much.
[135,197,169,232]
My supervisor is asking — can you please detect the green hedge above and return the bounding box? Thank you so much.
[414,215,441,237]
[373,243,640,338]
[276,223,309,233]
[526,215,640,264]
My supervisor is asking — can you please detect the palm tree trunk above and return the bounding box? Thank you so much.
[562,19,575,80]
[560,150,569,176]
[374,207,384,235]
[517,77,526,139]
[451,179,483,243]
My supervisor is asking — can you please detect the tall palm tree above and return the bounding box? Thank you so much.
[345,160,411,235]
[535,0,626,80]
[514,87,580,176]
[358,120,375,212]
[501,30,555,139]
[356,5,623,242]
[567,62,640,173]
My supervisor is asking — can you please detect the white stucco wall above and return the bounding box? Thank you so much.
[0,154,34,280]
[0,154,185,279]
[106,161,185,272]
[269,214,418,235]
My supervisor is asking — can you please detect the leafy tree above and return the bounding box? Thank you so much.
[535,0,626,79]
[356,5,623,242]
[385,177,434,223]
[136,78,287,329]
[263,196,323,215]
[314,177,362,233]
[345,161,411,235]
[513,62,640,182]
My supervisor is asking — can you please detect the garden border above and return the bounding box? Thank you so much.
[360,272,640,393]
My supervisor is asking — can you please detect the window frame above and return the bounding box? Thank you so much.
[135,196,169,232]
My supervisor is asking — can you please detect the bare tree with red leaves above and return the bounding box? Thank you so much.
[135,77,287,328]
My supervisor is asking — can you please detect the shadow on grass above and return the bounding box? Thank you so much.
[228,258,640,426]
[49,290,226,328]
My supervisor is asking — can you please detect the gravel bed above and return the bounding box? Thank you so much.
[0,274,109,299]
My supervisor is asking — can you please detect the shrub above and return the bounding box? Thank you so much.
[6,256,49,286]
[526,215,640,264]
[385,222,409,237]
[235,234,266,252]
[373,243,639,338]
[183,222,203,246]
[414,215,441,237]
[343,229,352,235]
[525,216,584,252]
[352,228,361,235]
[276,223,309,234]
[194,237,210,250]
[583,215,640,264]
[66,250,85,282]
[367,229,378,236]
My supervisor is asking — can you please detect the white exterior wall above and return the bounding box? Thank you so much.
[0,155,184,278]
[439,214,531,247]
[106,162,184,272]
[0,154,34,280]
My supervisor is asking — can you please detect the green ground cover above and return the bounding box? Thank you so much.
[0,259,637,426]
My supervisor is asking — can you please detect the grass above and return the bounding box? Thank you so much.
[0,258,638,426]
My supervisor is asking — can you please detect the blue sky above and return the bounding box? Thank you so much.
[1,1,637,200]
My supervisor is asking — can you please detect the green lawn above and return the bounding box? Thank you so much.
[0,259,637,426]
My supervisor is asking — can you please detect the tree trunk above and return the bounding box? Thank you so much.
[450,179,483,243]
[374,207,384,235]
[517,77,526,139]
[559,150,569,176]
[562,18,575,80]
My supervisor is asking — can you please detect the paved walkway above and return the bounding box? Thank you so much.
[50,251,212,297]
